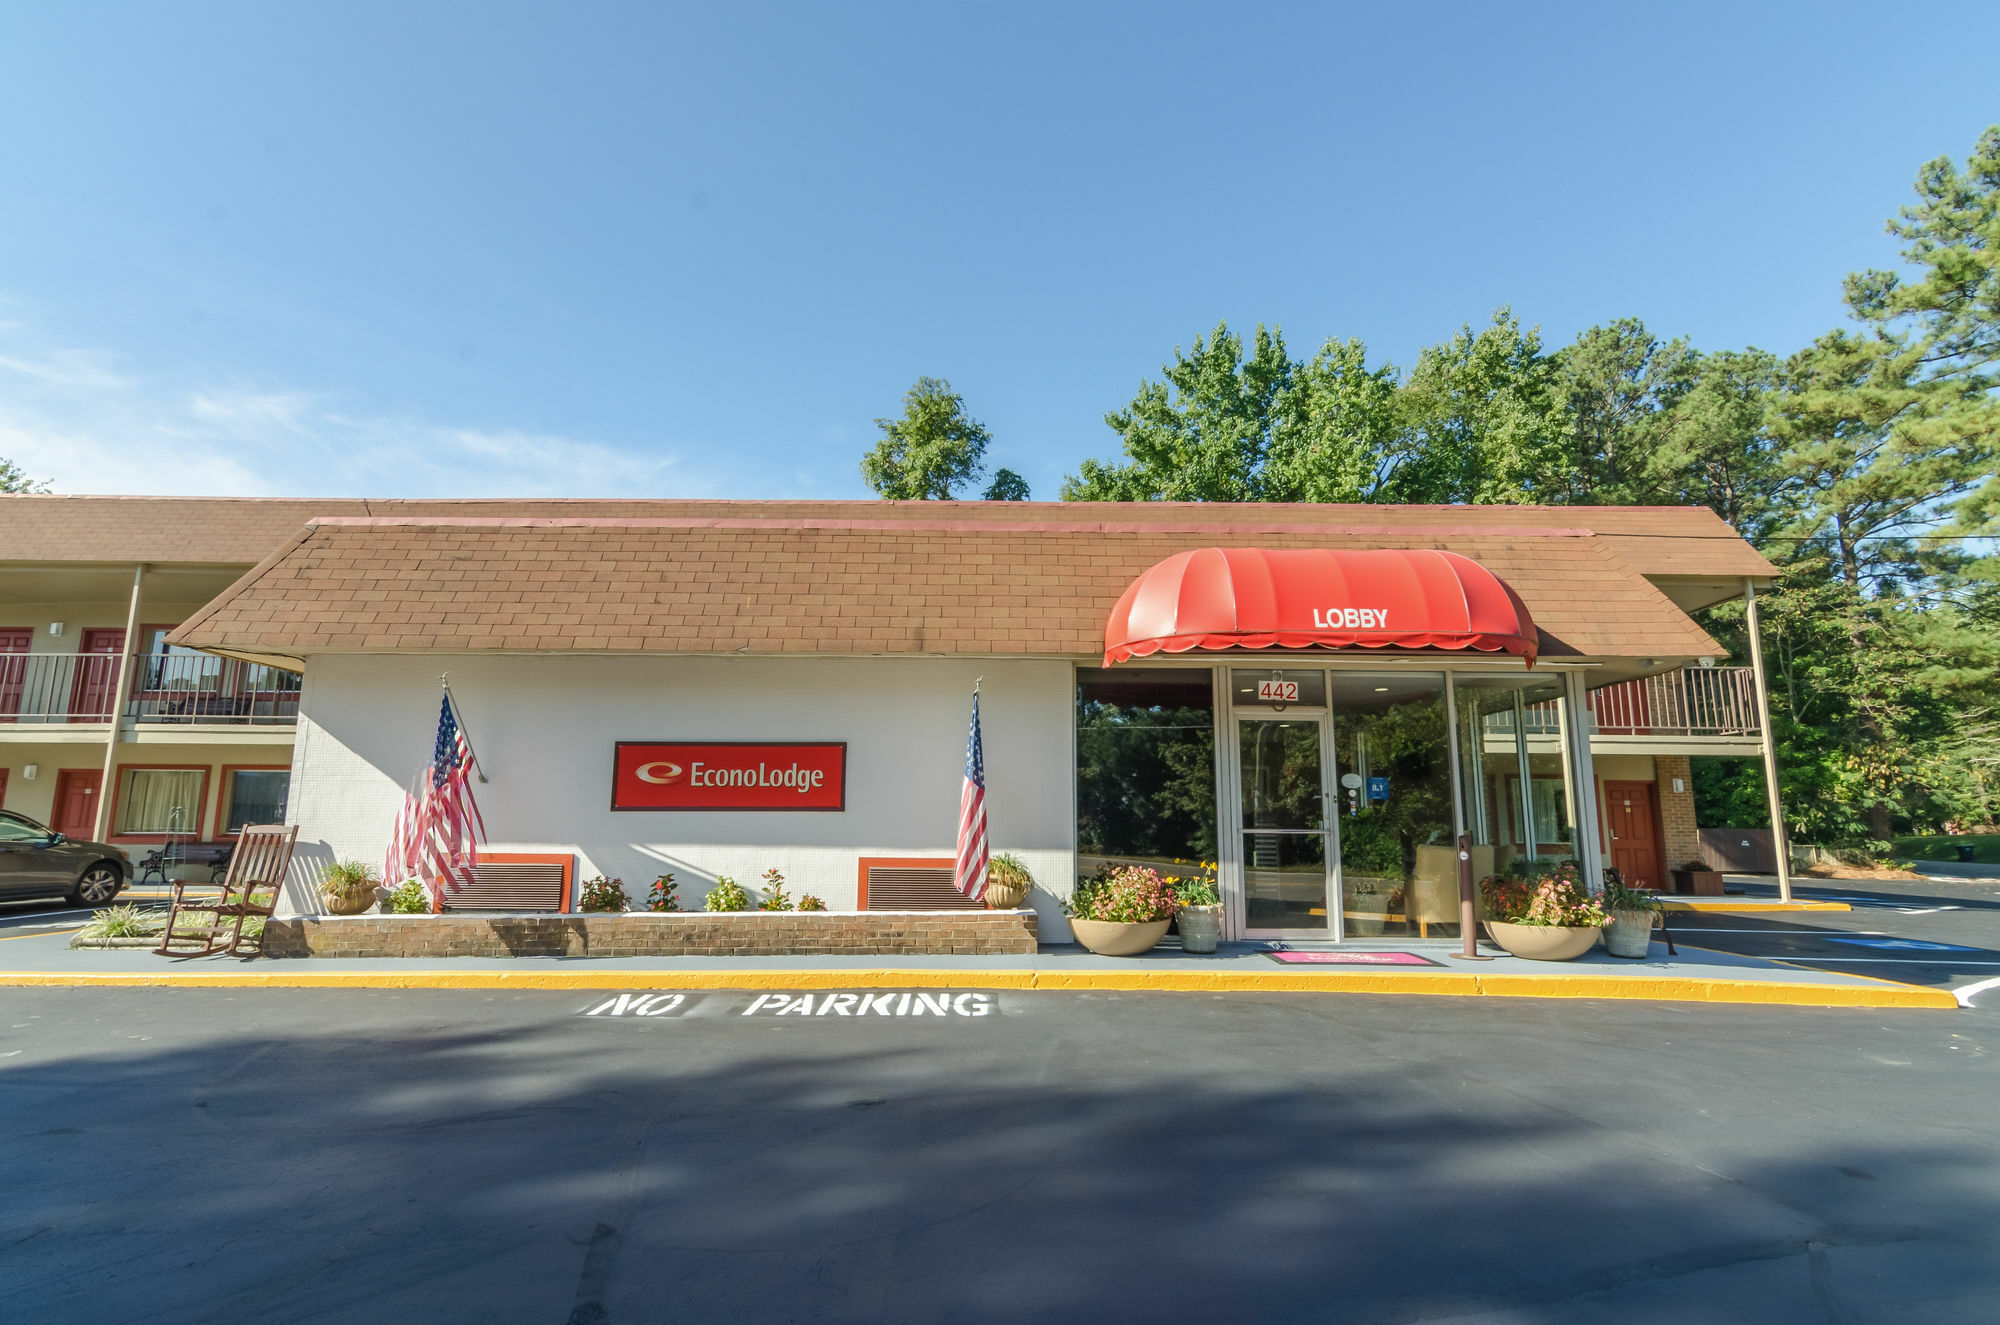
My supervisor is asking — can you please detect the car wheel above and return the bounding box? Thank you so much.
[68,863,124,907]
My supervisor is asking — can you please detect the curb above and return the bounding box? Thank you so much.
[0,967,1956,1009]
[1657,900,1852,913]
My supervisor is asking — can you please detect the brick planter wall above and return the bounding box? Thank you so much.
[259,910,1039,959]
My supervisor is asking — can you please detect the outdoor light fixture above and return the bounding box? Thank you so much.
[21,764,36,780]
[48,622,63,636]
[1374,686,1389,692]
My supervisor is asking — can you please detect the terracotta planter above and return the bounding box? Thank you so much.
[983,878,1029,909]
[1176,904,1223,954]
[1603,908,1656,958]
[1483,920,1602,961]
[321,888,378,916]
[1069,916,1172,956]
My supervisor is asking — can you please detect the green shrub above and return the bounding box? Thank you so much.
[579,876,628,912]
[388,879,430,913]
[1601,878,1661,913]
[704,876,750,912]
[81,904,159,939]
[646,873,680,912]
[798,893,826,911]
[320,860,380,907]
[756,867,793,911]
[988,853,1034,890]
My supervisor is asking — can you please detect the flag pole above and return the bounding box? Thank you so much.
[440,673,489,783]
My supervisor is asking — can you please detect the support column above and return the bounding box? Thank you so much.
[1743,578,1793,902]
[92,565,145,842]
[1562,670,1605,889]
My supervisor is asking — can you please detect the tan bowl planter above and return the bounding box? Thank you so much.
[984,878,1029,909]
[1483,920,1602,961]
[321,887,379,917]
[1069,916,1172,956]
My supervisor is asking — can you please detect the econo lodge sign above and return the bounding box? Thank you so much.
[612,742,847,811]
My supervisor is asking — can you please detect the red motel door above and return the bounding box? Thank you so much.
[1603,780,1664,890]
[53,770,102,840]
[0,628,29,719]
[70,629,125,721]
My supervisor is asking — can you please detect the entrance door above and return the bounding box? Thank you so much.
[1604,780,1664,890]
[53,769,102,841]
[71,629,125,722]
[1237,715,1335,935]
[0,628,29,720]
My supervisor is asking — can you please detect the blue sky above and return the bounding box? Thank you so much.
[1,2,1995,501]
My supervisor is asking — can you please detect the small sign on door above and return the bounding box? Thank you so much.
[1256,679,1299,703]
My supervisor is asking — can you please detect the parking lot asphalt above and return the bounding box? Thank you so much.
[1670,875,2000,1002]
[5,941,2000,1321]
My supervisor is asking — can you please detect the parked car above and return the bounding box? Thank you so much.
[0,810,130,906]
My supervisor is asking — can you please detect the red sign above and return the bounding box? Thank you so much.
[612,742,846,811]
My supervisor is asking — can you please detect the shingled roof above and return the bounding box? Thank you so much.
[168,506,1761,668]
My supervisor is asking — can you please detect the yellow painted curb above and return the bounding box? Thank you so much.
[1658,900,1851,913]
[0,967,1955,1009]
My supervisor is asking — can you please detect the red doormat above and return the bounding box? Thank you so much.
[1266,951,1442,967]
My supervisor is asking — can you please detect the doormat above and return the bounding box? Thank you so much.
[1266,951,1442,967]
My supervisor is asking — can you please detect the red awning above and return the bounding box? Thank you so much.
[1102,547,1539,667]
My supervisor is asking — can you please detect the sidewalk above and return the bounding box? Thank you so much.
[0,929,1956,1009]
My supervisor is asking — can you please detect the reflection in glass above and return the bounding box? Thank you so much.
[1456,676,1575,883]
[1242,830,1328,931]
[1238,720,1324,832]
[1075,668,1218,889]
[1328,673,1459,939]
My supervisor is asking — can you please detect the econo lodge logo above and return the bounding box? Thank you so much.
[612,742,847,812]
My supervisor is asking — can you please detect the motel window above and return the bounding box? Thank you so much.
[1075,668,1217,884]
[222,769,290,834]
[113,767,208,837]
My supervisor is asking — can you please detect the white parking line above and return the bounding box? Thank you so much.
[1667,928,1889,935]
[1953,976,2000,1008]
[1775,957,2000,966]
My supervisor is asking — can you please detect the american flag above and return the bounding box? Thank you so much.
[954,686,988,900]
[385,696,485,903]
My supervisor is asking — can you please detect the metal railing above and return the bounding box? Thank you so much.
[0,652,299,725]
[1587,666,1758,737]
[1470,666,1761,741]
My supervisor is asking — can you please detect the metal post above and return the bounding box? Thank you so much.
[1512,689,1536,860]
[1743,579,1793,902]
[1553,677,1580,872]
[1563,670,1605,889]
[92,565,146,843]
[1445,676,1488,958]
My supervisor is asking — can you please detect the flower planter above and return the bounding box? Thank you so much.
[1671,868,1724,896]
[1483,920,1602,961]
[321,889,378,916]
[1176,904,1222,954]
[1603,908,1656,958]
[1344,890,1394,936]
[984,878,1029,909]
[1069,916,1172,956]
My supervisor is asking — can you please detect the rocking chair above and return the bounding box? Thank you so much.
[154,824,299,957]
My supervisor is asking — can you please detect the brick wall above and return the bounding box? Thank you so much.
[1655,755,1701,871]
[260,909,1040,959]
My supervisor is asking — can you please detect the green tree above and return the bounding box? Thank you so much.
[982,468,1031,501]
[1261,337,1404,502]
[1387,309,1573,503]
[860,377,993,499]
[1552,318,1696,504]
[0,456,47,493]
[1063,323,1293,502]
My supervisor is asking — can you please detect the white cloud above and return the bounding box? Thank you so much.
[0,324,709,499]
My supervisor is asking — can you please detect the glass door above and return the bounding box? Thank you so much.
[1237,715,1336,936]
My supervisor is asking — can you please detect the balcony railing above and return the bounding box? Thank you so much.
[1473,666,1761,743]
[1587,666,1758,738]
[0,652,300,726]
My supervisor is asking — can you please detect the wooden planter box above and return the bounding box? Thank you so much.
[1670,868,1725,896]
[259,909,1039,959]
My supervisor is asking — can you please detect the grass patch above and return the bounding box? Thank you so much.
[1892,834,2000,865]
